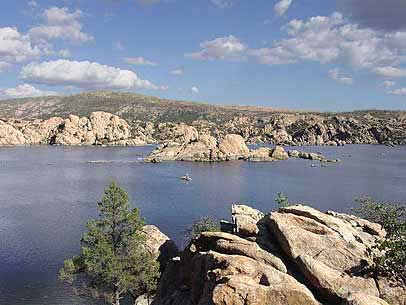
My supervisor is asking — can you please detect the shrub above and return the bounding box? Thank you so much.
[184,216,220,245]
[275,192,290,208]
[353,196,406,284]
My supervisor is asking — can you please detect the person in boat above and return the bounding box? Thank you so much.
[181,173,192,181]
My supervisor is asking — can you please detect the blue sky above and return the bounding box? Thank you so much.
[0,0,406,111]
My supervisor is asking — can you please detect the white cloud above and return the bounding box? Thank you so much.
[374,66,406,78]
[29,7,93,43]
[0,27,42,67]
[274,0,293,16]
[383,80,396,88]
[124,57,158,66]
[248,12,406,71]
[0,84,58,99]
[20,60,167,90]
[211,0,234,8]
[186,35,247,61]
[170,69,183,75]
[191,86,200,94]
[328,68,353,85]
[388,87,406,95]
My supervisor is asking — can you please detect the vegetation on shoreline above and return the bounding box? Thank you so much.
[183,216,220,245]
[353,196,406,284]
[59,182,159,305]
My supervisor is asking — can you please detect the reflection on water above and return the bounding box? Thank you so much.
[0,145,405,305]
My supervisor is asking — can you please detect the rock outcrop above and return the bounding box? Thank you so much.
[152,204,404,305]
[142,225,179,271]
[154,232,321,305]
[0,112,149,146]
[146,133,337,163]
[3,107,406,146]
[146,134,250,162]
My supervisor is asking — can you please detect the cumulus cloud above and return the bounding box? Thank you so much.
[29,7,93,43]
[20,60,167,90]
[248,12,406,70]
[388,87,406,95]
[124,57,158,66]
[0,84,58,99]
[170,69,183,75]
[328,68,353,85]
[191,86,200,94]
[339,0,406,31]
[274,0,292,16]
[0,27,42,67]
[374,66,406,78]
[186,35,247,61]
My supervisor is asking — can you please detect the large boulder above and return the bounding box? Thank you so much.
[248,146,289,162]
[232,204,264,236]
[0,121,28,145]
[267,205,388,304]
[218,134,250,159]
[154,232,321,305]
[142,225,179,271]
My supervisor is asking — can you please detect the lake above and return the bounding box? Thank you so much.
[0,145,405,305]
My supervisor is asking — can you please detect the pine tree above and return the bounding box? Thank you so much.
[59,182,160,305]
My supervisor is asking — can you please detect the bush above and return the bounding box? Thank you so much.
[353,196,406,284]
[184,216,220,245]
[275,192,290,208]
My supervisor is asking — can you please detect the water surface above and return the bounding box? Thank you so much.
[0,145,405,305]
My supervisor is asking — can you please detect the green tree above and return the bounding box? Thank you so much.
[184,216,220,245]
[275,192,290,208]
[59,182,160,305]
[353,196,406,284]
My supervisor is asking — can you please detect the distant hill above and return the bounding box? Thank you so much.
[0,91,404,124]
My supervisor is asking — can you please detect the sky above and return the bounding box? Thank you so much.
[0,0,406,111]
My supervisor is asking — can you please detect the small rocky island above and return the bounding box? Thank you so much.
[145,204,405,305]
[145,126,339,163]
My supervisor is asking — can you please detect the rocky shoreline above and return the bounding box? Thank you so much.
[1,110,406,147]
[144,204,405,305]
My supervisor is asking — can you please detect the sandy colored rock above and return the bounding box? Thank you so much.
[344,293,390,305]
[271,145,289,160]
[142,225,179,271]
[232,204,264,236]
[297,255,379,302]
[155,249,321,305]
[194,232,287,273]
[146,133,250,162]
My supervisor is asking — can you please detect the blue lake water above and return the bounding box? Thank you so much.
[0,145,405,305]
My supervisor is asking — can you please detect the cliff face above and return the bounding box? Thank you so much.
[152,205,405,305]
